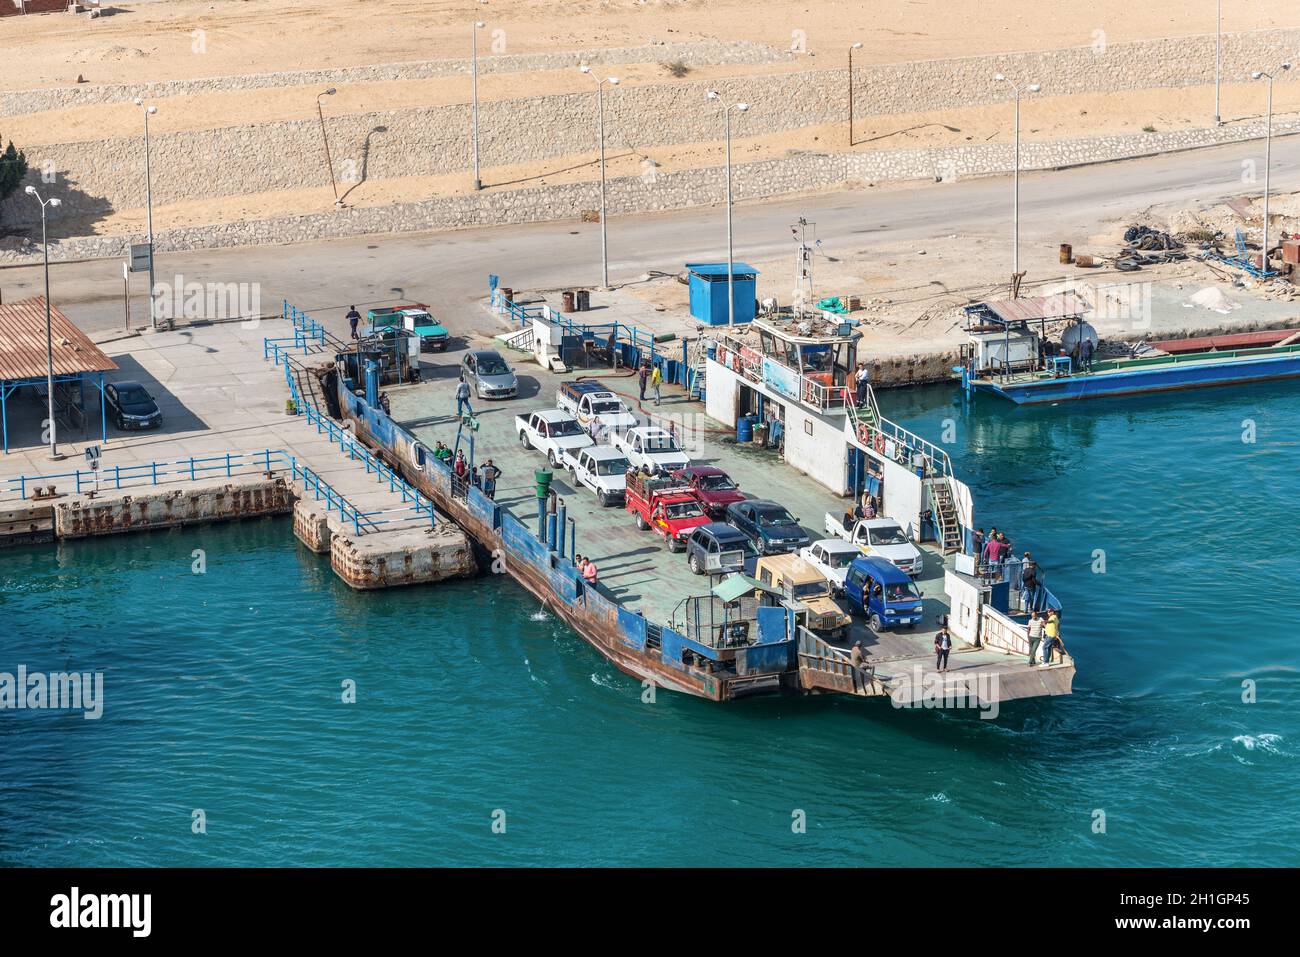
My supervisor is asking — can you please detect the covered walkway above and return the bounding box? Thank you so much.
[0,296,118,453]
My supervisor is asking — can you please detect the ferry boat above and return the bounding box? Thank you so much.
[959,296,1300,404]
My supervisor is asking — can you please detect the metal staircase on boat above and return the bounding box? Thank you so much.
[930,479,962,554]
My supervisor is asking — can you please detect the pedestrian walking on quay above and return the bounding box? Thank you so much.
[346,305,360,340]
[638,362,649,401]
[651,365,663,406]
[934,625,952,673]
[455,378,474,418]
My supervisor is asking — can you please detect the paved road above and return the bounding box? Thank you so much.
[3,136,1298,335]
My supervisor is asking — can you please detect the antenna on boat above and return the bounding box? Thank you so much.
[791,216,818,319]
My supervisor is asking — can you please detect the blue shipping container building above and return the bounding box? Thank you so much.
[686,262,758,326]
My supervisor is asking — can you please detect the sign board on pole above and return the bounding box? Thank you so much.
[84,445,101,470]
[129,243,152,274]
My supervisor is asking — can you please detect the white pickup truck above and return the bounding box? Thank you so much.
[561,445,632,507]
[515,409,594,468]
[556,381,639,437]
[610,425,690,472]
[823,513,924,577]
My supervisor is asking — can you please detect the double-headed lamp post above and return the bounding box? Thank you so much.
[472,21,485,191]
[994,74,1041,291]
[707,91,749,326]
[1251,62,1291,277]
[132,98,158,329]
[580,65,619,289]
[315,88,340,206]
[24,186,63,460]
[848,42,863,147]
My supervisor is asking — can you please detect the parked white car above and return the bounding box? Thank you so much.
[797,539,863,594]
[561,445,631,507]
[515,409,594,468]
[823,513,924,576]
[610,426,690,472]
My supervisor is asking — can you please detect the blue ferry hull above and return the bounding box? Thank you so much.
[975,352,1300,404]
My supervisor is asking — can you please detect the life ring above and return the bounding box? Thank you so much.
[857,423,870,444]
[874,433,885,455]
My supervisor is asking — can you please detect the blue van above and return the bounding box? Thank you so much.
[842,556,925,631]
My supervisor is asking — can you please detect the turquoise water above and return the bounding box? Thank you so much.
[2,381,1297,867]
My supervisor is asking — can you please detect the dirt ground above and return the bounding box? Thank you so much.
[4,0,1290,91]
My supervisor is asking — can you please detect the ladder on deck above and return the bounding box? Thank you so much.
[930,479,962,554]
[688,360,707,399]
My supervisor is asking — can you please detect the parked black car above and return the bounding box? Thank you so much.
[724,500,811,555]
[105,381,162,430]
[684,522,757,576]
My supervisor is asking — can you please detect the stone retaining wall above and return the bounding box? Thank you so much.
[3,28,1298,232]
[4,117,1295,265]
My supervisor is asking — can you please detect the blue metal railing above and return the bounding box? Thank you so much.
[269,307,439,530]
[495,286,663,370]
[4,449,290,501]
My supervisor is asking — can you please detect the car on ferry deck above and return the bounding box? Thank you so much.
[461,349,518,399]
[684,522,757,576]
[724,500,811,555]
[671,465,745,518]
[798,538,863,595]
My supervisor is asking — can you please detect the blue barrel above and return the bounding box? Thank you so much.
[736,415,754,443]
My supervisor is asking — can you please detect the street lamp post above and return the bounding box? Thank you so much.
[1215,0,1222,125]
[472,21,485,191]
[24,185,63,460]
[133,98,158,329]
[708,91,749,326]
[1251,62,1291,277]
[315,88,340,206]
[848,42,863,147]
[581,65,619,290]
[994,74,1041,293]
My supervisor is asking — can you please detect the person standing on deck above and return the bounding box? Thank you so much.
[638,362,650,401]
[972,527,986,568]
[481,459,502,500]
[583,557,598,584]
[1043,610,1060,663]
[651,365,663,406]
[934,625,952,673]
[453,450,468,480]
[607,329,619,368]
[850,641,867,692]
[1026,611,1044,666]
[455,378,474,418]
[854,362,870,406]
[1080,337,1094,372]
[1020,551,1039,607]
[346,305,361,339]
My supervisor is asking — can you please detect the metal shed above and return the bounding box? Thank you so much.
[0,296,117,453]
[686,262,758,326]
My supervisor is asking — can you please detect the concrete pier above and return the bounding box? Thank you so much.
[0,320,474,593]
[54,478,293,539]
[330,524,477,589]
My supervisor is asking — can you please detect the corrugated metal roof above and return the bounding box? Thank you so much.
[0,297,118,382]
[984,292,1089,324]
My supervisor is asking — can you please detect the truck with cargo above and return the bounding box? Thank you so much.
[625,470,710,552]
[366,304,449,352]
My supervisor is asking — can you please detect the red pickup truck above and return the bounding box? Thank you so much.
[625,471,711,552]
[670,465,745,519]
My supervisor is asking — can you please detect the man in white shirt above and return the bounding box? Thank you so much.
[1026,611,1045,666]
